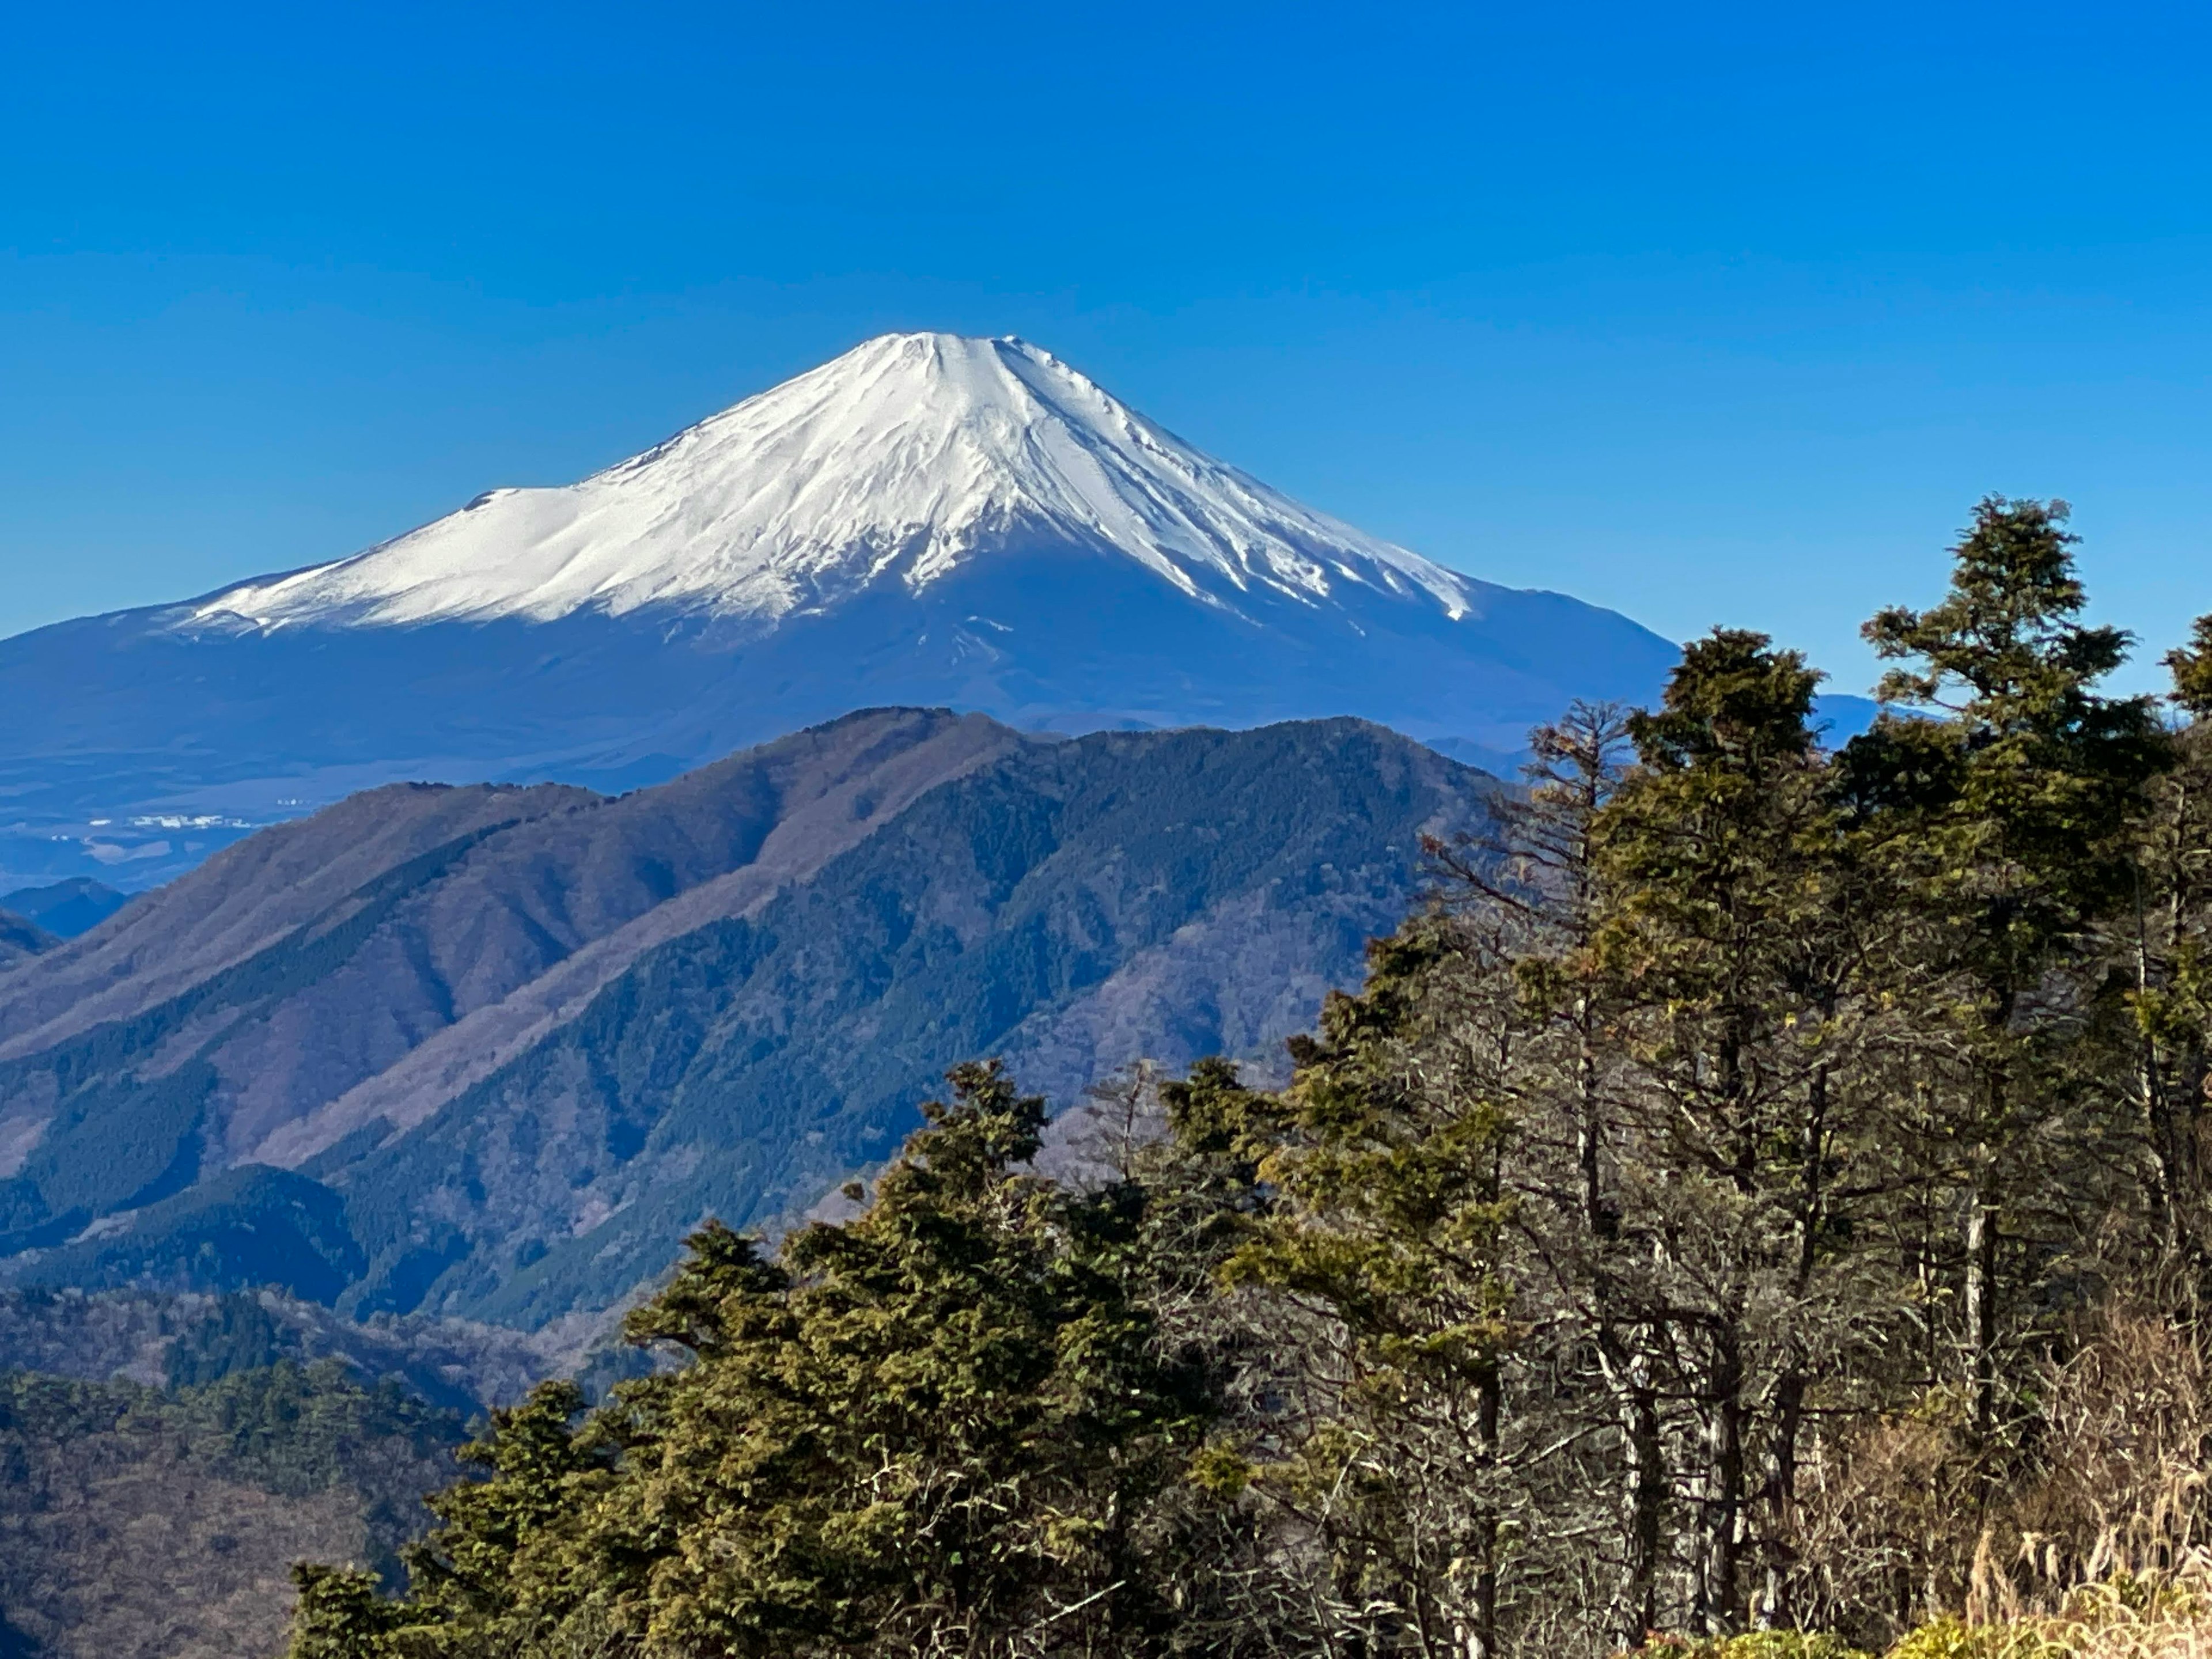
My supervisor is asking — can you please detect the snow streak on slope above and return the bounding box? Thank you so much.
[189,334,1475,634]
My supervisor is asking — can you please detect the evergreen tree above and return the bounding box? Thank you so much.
[628,1060,1211,1657]
[1842,496,2168,1461]
[1441,701,1670,1649]
[1218,922,1525,1657]
[286,1063,1233,1659]
[1592,630,1875,1635]
[287,1566,419,1659]
[2123,615,2212,1293]
[390,1380,622,1651]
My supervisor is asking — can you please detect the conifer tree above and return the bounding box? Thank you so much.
[286,1566,418,1659]
[2122,615,2212,1294]
[1843,496,2168,1461]
[286,1063,1236,1659]
[1219,921,1527,1658]
[1586,630,1896,1636]
[1440,702,1669,1648]
[391,1380,622,1652]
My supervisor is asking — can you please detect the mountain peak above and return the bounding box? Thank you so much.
[183,333,1475,635]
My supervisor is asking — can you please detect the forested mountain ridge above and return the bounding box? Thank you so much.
[0,709,1022,1267]
[0,712,1490,1327]
[0,1283,566,1412]
[324,717,1482,1327]
[0,911,55,971]
[0,1285,587,1659]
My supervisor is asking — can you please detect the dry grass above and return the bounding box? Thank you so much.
[1897,1558,2212,1657]
[1786,1305,2212,1652]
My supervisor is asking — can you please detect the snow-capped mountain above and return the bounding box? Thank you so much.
[0,333,1680,892]
[191,334,1474,633]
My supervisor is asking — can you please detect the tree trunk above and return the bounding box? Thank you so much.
[1756,1369,1806,1629]
[1469,1362,1501,1659]
[1698,1328,1747,1636]
[1759,1058,1828,1627]
[1963,1113,2000,1461]
[1600,1328,1665,1649]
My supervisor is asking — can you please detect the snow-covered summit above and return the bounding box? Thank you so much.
[187,332,1475,634]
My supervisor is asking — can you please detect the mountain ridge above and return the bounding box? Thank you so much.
[0,711,1495,1326]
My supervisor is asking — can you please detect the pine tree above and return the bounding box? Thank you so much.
[286,1566,417,1659]
[389,1380,622,1652]
[1443,701,1669,1649]
[1214,916,1529,1657]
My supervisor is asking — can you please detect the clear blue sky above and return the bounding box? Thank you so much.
[5,0,2209,696]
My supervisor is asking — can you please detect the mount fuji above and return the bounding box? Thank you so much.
[0,333,1677,889]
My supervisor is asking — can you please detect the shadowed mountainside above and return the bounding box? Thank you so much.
[0,914,55,973]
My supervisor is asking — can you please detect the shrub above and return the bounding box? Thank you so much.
[1626,1633,1874,1659]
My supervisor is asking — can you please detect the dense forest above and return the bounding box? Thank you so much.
[0,1351,465,1659]
[286,498,2212,1658]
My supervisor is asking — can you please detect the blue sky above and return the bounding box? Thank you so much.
[5,0,2209,696]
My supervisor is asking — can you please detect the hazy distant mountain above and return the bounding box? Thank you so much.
[1,879,128,940]
[0,710,1493,1327]
[0,332,1671,891]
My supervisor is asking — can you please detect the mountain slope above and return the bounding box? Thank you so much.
[0,1359,465,1659]
[0,714,1491,1326]
[0,710,1018,1256]
[331,717,1483,1327]
[0,333,1669,891]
